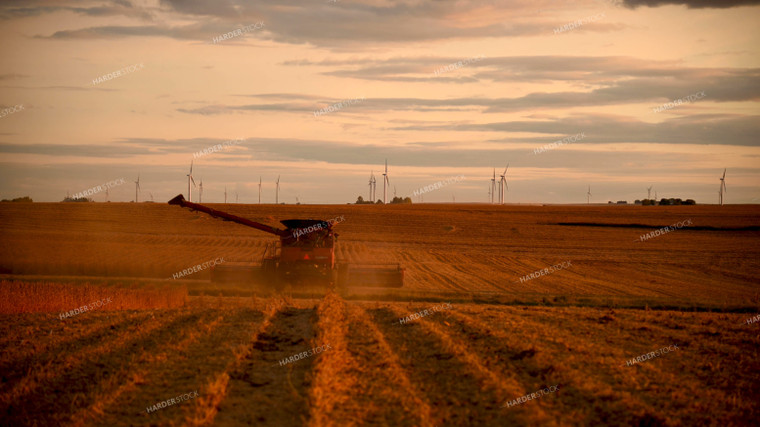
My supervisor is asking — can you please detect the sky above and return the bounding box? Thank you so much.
[0,0,758,204]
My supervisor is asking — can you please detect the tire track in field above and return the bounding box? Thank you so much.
[0,311,181,399]
[68,307,266,427]
[305,295,434,427]
[0,312,154,373]
[455,306,668,425]
[367,305,514,425]
[344,302,435,426]
[0,310,201,424]
[387,304,550,424]
[210,306,317,426]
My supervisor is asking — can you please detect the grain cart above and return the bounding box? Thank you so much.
[168,194,404,289]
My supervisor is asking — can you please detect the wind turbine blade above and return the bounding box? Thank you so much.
[191,176,196,186]
[189,161,193,174]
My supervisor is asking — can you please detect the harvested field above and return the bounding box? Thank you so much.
[0,203,758,425]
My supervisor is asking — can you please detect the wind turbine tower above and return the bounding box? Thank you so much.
[186,161,196,202]
[276,175,280,204]
[499,164,509,204]
[490,169,496,204]
[368,171,374,201]
[258,177,262,204]
[719,168,727,206]
[382,160,389,204]
[647,185,653,200]
[224,186,227,203]
[587,185,592,204]
[134,174,140,203]
[198,179,203,203]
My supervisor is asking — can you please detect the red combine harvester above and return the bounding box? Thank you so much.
[168,194,404,289]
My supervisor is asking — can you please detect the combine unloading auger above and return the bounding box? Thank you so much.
[168,194,404,289]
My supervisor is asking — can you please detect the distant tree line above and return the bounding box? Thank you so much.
[62,196,93,202]
[355,196,412,204]
[635,198,696,206]
[1,196,33,202]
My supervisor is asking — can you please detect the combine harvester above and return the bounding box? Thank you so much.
[168,194,404,289]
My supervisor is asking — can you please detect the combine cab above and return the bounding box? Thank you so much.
[168,194,403,289]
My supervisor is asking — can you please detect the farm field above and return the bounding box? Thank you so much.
[1,203,759,425]
[1,294,758,426]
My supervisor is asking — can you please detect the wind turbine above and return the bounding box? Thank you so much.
[487,185,491,203]
[134,174,140,203]
[186,161,196,202]
[368,171,374,201]
[499,164,509,204]
[198,179,203,203]
[276,175,280,204]
[719,168,727,206]
[149,192,154,202]
[647,185,653,200]
[224,186,227,203]
[490,169,496,204]
[382,160,389,204]
[105,187,109,202]
[258,177,262,204]
[372,174,377,201]
[587,185,592,204]
[394,186,397,199]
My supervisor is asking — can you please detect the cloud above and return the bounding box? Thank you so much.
[623,0,760,8]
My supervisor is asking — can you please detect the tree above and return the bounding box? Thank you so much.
[1,196,33,202]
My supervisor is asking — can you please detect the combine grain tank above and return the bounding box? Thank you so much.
[168,194,404,289]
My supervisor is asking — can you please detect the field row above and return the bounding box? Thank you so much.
[1,294,758,425]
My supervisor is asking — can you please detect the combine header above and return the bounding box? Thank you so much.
[168,194,404,289]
